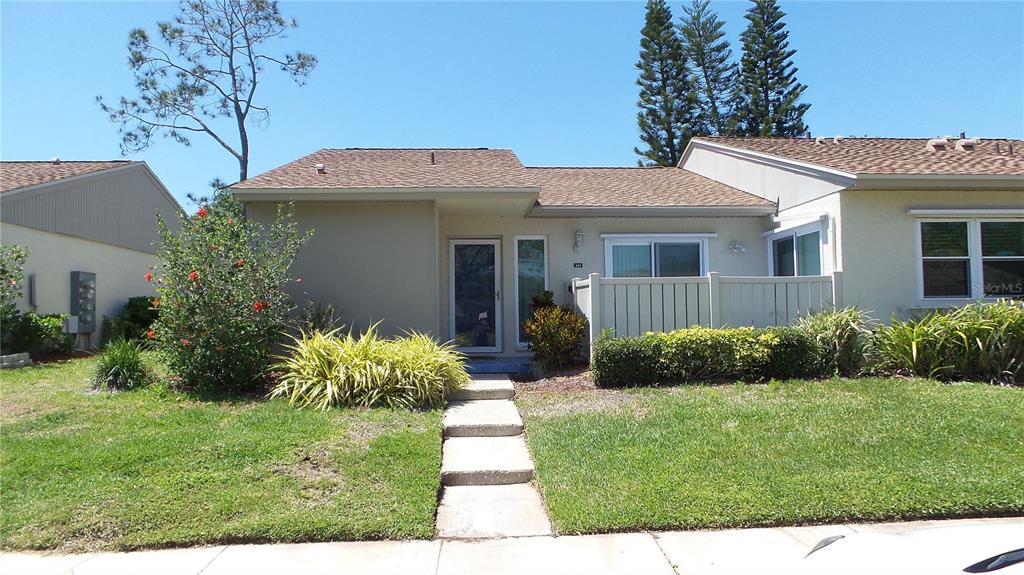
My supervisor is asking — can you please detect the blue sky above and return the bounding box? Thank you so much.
[2,1,1022,207]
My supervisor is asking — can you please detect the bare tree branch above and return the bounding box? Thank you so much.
[97,0,318,182]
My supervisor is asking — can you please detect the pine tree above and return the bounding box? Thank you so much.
[634,0,699,166]
[680,0,738,136]
[734,0,810,137]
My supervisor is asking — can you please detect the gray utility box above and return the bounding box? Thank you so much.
[69,271,96,333]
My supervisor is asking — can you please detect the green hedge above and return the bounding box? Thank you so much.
[593,325,819,387]
[591,332,663,387]
[591,302,1024,387]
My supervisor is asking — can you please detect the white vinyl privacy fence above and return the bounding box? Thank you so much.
[572,272,843,354]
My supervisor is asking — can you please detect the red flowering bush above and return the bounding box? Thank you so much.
[150,197,310,390]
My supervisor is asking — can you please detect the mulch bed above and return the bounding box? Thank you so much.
[513,366,597,393]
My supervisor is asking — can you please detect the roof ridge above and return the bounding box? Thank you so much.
[526,165,673,170]
[697,136,1024,142]
[1,159,135,164]
[318,147,503,151]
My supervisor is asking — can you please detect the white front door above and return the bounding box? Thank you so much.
[449,239,502,353]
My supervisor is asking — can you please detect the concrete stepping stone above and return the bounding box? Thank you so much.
[443,400,523,437]
[436,484,553,538]
[449,376,515,401]
[442,436,535,486]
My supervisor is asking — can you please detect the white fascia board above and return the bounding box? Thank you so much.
[527,205,776,218]
[907,208,1024,217]
[683,140,858,187]
[854,174,1024,190]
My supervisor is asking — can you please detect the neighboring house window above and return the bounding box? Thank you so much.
[515,236,548,346]
[920,221,971,297]
[602,234,711,278]
[769,224,823,277]
[982,221,1024,297]
[918,219,1024,299]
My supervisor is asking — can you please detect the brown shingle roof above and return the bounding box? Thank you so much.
[232,148,534,189]
[527,167,774,208]
[232,148,773,209]
[0,160,135,193]
[696,137,1024,176]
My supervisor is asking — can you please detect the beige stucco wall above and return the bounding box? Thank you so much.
[838,189,1024,321]
[246,201,439,337]
[439,214,770,355]
[1,222,157,348]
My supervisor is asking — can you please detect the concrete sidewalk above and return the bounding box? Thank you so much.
[2,516,1020,575]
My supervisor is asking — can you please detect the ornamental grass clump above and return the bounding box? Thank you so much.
[797,307,875,376]
[149,197,310,391]
[270,326,470,409]
[871,300,1024,383]
[94,340,150,390]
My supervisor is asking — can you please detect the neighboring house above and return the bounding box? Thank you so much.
[231,139,1023,362]
[0,160,181,348]
[682,136,1024,321]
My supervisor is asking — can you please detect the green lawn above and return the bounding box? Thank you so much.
[519,377,1024,534]
[0,356,442,552]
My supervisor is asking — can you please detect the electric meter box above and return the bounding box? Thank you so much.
[69,271,96,333]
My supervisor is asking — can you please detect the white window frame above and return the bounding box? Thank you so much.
[513,235,549,349]
[914,217,1024,302]
[601,234,715,278]
[766,221,828,277]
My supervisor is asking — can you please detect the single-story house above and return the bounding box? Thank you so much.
[230,137,1023,363]
[0,159,182,348]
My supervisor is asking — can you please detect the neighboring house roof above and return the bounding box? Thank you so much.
[232,148,535,189]
[526,167,773,208]
[231,148,774,212]
[1,160,182,254]
[693,137,1024,177]
[1,160,136,193]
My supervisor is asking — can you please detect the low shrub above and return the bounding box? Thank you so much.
[797,307,874,376]
[592,325,820,387]
[108,297,159,343]
[872,300,1024,383]
[94,340,150,390]
[591,330,662,387]
[270,326,470,409]
[7,313,74,356]
[753,326,819,380]
[524,304,587,374]
[660,326,746,381]
[530,289,556,311]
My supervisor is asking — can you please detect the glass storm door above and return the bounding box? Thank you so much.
[450,240,501,353]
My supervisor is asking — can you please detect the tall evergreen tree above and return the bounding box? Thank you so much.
[680,0,738,136]
[734,0,810,137]
[634,0,698,166]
